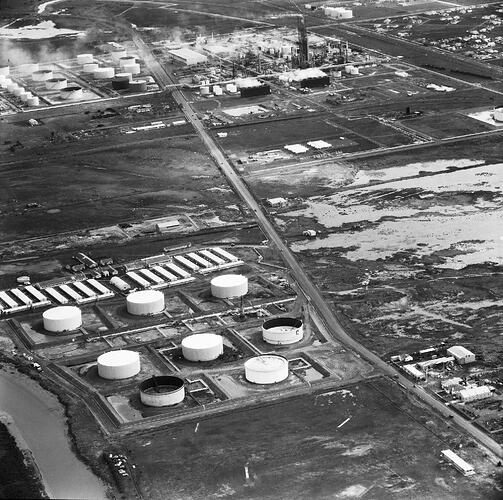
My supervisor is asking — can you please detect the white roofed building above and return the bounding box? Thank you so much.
[168,48,208,66]
[447,345,475,364]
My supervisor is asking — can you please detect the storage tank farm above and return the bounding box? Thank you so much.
[139,376,185,407]
[182,333,224,362]
[126,290,165,316]
[262,317,304,345]
[244,355,289,384]
[43,306,82,333]
[97,350,141,380]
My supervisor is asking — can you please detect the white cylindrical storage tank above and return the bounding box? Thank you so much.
[43,306,82,332]
[200,85,210,96]
[27,96,40,107]
[182,333,224,362]
[333,70,342,78]
[111,48,127,60]
[94,67,115,79]
[97,350,141,380]
[213,85,223,96]
[244,355,289,384]
[211,274,248,299]
[344,65,354,74]
[115,72,132,82]
[77,53,94,65]
[350,67,359,75]
[19,63,38,75]
[32,69,53,81]
[119,56,136,68]
[60,86,83,100]
[226,83,237,93]
[0,66,9,76]
[83,62,99,73]
[262,317,304,345]
[123,63,140,75]
[126,290,165,315]
[46,77,68,90]
[493,108,503,122]
[140,376,185,407]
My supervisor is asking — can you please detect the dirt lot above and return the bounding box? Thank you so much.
[124,378,503,499]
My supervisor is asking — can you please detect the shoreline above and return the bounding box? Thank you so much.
[0,411,50,499]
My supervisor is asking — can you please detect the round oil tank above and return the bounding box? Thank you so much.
[94,67,115,79]
[226,83,237,93]
[115,72,132,82]
[83,62,99,73]
[211,274,248,299]
[126,290,165,316]
[27,96,40,107]
[112,76,130,90]
[97,350,141,380]
[140,376,185,407]
[123,63,140,75]
[129,79,147,92]
[200,85,210,95]
[32,69,53,81]
[111,48,127,60]
[45,77,67,90]
[213,85,223,96]
[119,56,136,68]
[43,306,82,333]
[244,355,289,384]
[262,317,303,345]
[19,63,38,75]
[182,333,224,362]
[493,108,503,122]
[60,86,83,100]
[77,53,94,65]
[344,65,354,74]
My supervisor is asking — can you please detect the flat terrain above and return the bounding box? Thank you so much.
[126,378,502,499]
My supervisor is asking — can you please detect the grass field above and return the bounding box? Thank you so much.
[126,378,502,499]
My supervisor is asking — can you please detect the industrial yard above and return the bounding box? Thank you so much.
[0,0,502,498]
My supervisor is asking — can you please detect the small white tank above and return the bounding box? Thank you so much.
[60,86,83,100]
[140,376,185,407]
[27,96,40,106]
[182,333,224,362]
[45,77,68,90]
[93,67,115,79]
[123,63,140,75]
[211,274,248,299]
[43,306,82,333]
[83,62,99,73]
[32,69,53,81]
[213,85,223,96]
[226,83,237,93]
[127,290,165,316]
[115,72,133,82]
[97,350,141,380]
[77,53,94,65]
[244,355,289,384]
[119,56,136,68]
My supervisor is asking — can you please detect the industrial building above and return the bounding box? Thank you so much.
[447,345,475,364]
[97,350,141,380]
[139,376,185,406]
[43,306,82,333]
[168,48,208,66]
[441,449,475,476]
[262,317,303,345]
[459,385,492,402]
[245,355,289,384]
[182,333,224,362]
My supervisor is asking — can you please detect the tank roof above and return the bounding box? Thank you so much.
[98,350,139,366]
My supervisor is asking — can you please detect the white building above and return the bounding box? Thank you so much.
[459,385,491,402]
[447,345,475,364]
[168,48,208,66]
[441,449,475,476]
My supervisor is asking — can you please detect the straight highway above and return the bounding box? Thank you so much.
[133,33,503,461]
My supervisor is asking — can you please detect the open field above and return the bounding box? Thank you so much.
[125,378,503,499]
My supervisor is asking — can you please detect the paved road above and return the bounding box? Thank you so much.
[133,35,503,461]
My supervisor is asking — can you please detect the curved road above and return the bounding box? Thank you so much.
[132,34,503,461]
